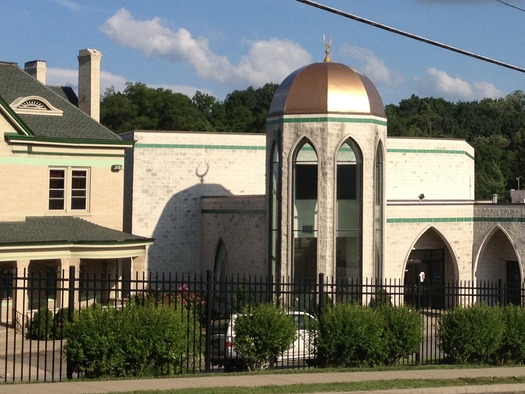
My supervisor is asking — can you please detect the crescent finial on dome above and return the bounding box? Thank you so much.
[323,34,332,63]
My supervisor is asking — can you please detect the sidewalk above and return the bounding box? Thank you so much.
[2,367,525,394]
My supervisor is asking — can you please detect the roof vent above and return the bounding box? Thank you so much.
[10,96,63,116]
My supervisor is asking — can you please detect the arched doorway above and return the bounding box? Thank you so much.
[475,227,520,305]
[404,227,457,309]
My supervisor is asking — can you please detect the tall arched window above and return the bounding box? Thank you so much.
[374,143,384,279]
[293,141,318,282]
[214,240,229,281]
[336,139,362,281]
[270,143,280,279]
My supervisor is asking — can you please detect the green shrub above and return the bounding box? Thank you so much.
[379,305,422,365]
[497,305,525,364]
[438,304,504,364]
[316,303,386,367]
[233,303,296,371]
[53,307,69,339]
[371,288,392,308]
[64,303,194,378]
[26,307,54,340]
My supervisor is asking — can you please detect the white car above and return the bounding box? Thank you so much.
[210,310,316,372]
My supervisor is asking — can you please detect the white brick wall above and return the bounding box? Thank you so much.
[123,131,266,273]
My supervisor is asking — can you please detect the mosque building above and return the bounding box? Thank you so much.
[123,48,525,306]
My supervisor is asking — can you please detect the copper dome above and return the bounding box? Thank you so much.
[268,62,385,117]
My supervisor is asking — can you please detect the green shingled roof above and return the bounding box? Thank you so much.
[0,217,153,247]
[0,62,120,141]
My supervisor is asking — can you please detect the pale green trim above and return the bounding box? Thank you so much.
[135,143,265,150]
[387,148,474,160]
[267,116,387,126]
[387,217,525,223]
[0,155,124,167]
[11,150,124,158]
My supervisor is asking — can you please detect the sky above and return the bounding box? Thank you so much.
[2,0,525,105]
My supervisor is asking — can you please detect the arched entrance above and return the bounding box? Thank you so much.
[404,227,458,309]
[475,226,520,305]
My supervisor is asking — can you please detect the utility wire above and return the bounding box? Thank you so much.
[296,0,525,74]
[496,0,525,13]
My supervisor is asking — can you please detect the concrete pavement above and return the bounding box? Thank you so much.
[2,367,525,393]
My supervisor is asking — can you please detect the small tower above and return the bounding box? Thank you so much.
[78,49,102,122]
[266,44,387,283]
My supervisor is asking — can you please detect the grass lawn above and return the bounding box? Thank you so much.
[105,371,525,394]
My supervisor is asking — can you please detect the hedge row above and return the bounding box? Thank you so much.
[63,302,199,378]
[317,303,422,367]
[439,304,525,365]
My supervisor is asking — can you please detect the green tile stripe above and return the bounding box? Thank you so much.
[202,209,266,215]
[11,150,124,158]
[267,116,387,126]
[136,143,265,150]
[387,217,525,224]
[0,155,123,167]
[387,148,474,160]
[5,133,133,146]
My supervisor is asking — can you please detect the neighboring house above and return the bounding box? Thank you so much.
[0,50,152,323]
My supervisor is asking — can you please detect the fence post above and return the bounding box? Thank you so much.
[318,273,325,316]
[204,270,213,373]
[66,265,75,380]
[499,279,505,306]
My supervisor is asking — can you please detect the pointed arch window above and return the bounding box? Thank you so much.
[336,139,362,281]
[214,240,229,281]
[293,141,318,282]
[374,143,384,278]
[270,143,280,279]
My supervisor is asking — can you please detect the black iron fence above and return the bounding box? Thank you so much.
[0,267,522,382]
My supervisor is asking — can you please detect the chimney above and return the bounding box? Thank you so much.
[77,49,101,122]
[24,60,47,84]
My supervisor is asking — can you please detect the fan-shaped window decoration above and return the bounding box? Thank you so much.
[10,96,63,116]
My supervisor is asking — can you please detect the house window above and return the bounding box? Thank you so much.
[49,167,89,211]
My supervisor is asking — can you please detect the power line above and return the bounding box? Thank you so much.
[496,0,525,13]
[296,0,525,74]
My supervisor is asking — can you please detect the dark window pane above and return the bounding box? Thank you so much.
[72,177,86,189]
[71,198,86,210]
[49,190,64,199]
[295,165,317,199]
[49,199,64,210]
[337,165,356,199]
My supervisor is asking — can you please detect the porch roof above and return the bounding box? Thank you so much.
[0,216,153,247]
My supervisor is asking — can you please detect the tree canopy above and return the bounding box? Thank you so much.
[100,82,525,201]
[100,82,278,134]
[386,91,525,200]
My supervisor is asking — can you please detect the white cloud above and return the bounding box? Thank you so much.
[46,67,77,88]
[100,8,311,88]
[415,67,504,101]
[339,45,403,87]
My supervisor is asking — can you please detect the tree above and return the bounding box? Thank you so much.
[100,83,212,133]
[386,91,525,200]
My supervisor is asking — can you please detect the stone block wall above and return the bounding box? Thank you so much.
[386,137,474,201]
[122,131,266,273]
[201,195,266,276]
